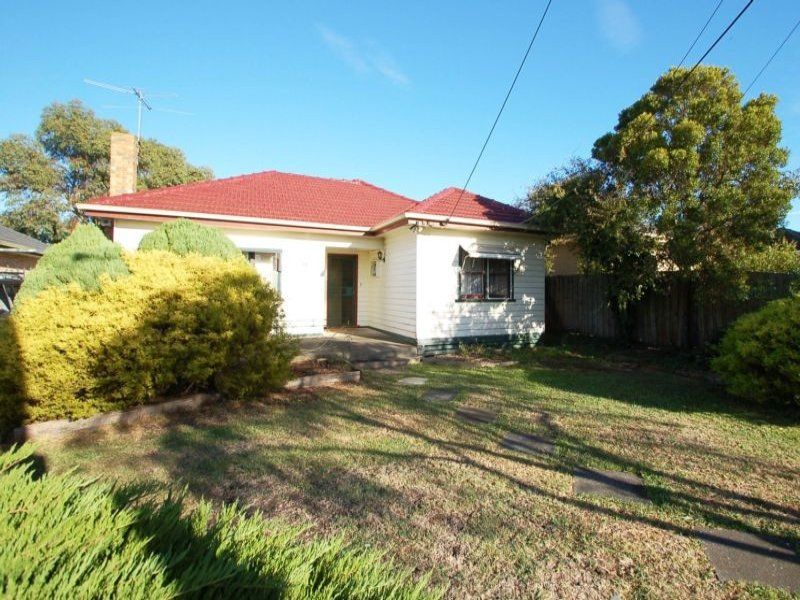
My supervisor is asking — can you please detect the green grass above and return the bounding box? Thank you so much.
[38,350,800,599]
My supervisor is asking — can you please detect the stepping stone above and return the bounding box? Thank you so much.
[398,377,428,386]
[501,431,554,455]
[697,528,800,592]
[456,406,497,424]
[572,468,651,503]
[422,388,458,403]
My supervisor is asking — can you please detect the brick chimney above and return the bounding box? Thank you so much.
[109,132,138,196]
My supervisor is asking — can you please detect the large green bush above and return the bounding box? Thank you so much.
[712,294,800,407]
[0,250,295,431]
[138,218,242,260]
[0,444,436,599]
[14,223,129,305]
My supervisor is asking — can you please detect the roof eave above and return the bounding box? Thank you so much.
[77,203,373,235]
[370,211,548,234]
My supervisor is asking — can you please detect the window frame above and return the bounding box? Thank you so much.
[457,252,515,302]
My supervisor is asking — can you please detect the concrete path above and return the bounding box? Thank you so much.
[456,406,498,424]
[422,389,458,402]
[398,376,428,386]
[698,528,800,592]
[501,431,555,456]
[572,468,651,503]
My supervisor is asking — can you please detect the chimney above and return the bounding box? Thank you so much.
[109,132,138,196]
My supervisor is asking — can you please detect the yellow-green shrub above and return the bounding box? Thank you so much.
[0,251,295,430]
[712,294,800,407]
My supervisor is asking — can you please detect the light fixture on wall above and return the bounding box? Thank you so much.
[376,250,386,262]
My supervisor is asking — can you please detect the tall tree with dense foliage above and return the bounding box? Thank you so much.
[528,66,798,317]
[0,100,212,243]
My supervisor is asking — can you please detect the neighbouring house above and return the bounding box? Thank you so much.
[77,134,548,354]
[0,224,48,275]
[547,237,582,275]
[551,227,800,276]
[0,224,48,313]
[779,227,800,251]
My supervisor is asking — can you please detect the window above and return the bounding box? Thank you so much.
[459,257,514,301]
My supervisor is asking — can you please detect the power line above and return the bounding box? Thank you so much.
[677,0,725,67]
[743,16,800,96]
[445,0,554,223]
[678,0,755,88]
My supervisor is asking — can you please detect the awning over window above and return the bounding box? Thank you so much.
[461,243,522,261]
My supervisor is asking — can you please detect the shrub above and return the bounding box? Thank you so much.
[138,218,242,260]
[0,444,437,599]
[712,294,800,407]
[0,250,295,430]
[14,223,129,305]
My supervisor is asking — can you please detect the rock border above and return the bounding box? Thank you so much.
[14,370,362,442]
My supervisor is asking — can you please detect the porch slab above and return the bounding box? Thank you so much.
[297,327,417,364]
[697,528,800,591]
[573,468,651,503]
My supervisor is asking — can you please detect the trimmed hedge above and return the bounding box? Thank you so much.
[0,444,437,599]
[14,223,129,305]
[138,218,242,260]
[712,294,800,407]
[0,250,295,431]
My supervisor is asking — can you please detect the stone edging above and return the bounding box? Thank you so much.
[13,370,362,442]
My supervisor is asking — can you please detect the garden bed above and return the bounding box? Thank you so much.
[13,361,362,442]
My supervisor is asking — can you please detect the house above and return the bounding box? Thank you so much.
[77,134,547,354]
[0,224,48,275]
[0,224,48,313]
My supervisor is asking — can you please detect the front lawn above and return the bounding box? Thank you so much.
[38,350,800,599]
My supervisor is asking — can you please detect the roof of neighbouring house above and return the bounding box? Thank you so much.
[779,227,800,248]
[0,224,48,254]
[79,170,535,232]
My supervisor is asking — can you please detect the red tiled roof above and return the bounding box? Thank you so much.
[88,170,417,228]
[413,187,530,223]
[86,172,531,230]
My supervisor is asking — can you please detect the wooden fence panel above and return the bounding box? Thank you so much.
[545,273,796,349]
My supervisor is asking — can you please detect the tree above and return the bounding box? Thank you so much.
[529,66,798,316]
[0,100,213,242]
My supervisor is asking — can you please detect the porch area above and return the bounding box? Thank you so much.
[296,327,418,367]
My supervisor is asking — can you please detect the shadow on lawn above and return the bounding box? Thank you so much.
[58,362,800,572]
[317,392,800,563]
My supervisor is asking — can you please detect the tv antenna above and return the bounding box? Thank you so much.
[83,78,191,140]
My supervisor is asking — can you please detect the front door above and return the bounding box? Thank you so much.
[327,254,357,327]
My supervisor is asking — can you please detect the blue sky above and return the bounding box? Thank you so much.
[2,1,800,227]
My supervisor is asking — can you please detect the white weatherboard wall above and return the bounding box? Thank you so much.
[370,227,417,340]
[415,228,546,348]
[112,219,382,336]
